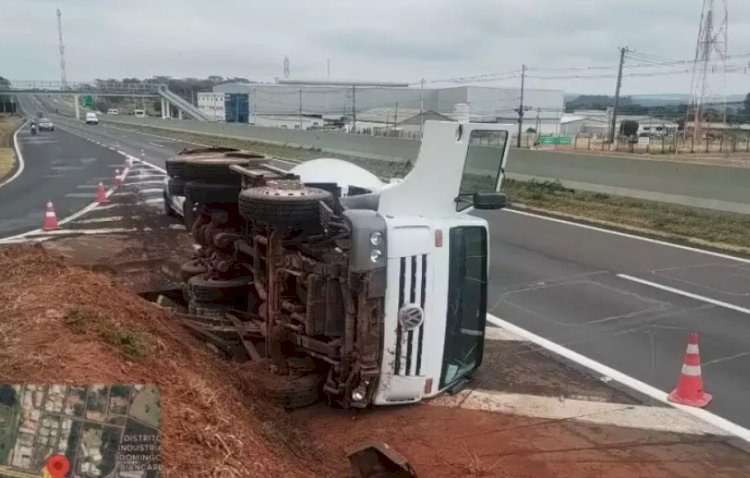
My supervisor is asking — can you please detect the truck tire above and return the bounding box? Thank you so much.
[238,182,333,228]
[180,257,207,282]
[168,177,186,196]
[184,181,240,205]
[165,157,186,177]
[183,152,266,184]
[260,371,323,409]
[188,273,252,302]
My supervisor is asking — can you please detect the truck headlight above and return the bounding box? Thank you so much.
[370,231,383,246]
[370,249,382,263]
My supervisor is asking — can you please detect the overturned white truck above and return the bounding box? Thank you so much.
[168,121,511,408]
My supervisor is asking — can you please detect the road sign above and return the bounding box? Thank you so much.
[82,95,93,108]
[538,136,572,145]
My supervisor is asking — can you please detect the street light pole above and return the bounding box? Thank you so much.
[516,64,527,148]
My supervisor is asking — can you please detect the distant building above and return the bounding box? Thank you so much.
[561,109,678,136]
[207,82,565,133]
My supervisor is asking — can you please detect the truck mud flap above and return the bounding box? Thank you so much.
[348,441,417,478]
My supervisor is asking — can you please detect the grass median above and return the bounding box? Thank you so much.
[111,122,750,254]
[0,116,21,181]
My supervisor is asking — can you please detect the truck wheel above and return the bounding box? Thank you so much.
[166,157,187,177]
[260,370,323,409]
[185,181,240,205]
[238,181,333,228]
[183,152,265,184]
[168,177,186,196]
[180,257,207,282]
[188,273,252,302]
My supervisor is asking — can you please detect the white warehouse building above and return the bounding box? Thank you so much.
[201,82,565,134]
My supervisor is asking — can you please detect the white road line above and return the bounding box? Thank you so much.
[504,208,750,265]
[485,326,525,341]
[617,273,750,316]
[430,389,727,436]
[0,120,28,189]
[138,188,164,194]
[140,198,163,205]
[486,313,750,443]
[24,227,140,237]
[75,216,127,224]
[123,180,165,186]
[91,203,121,211]
[148,141,165,148]
[169,224,186,230]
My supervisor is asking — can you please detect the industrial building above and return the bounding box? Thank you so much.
[560,109,680,137]
[197,82,564,134]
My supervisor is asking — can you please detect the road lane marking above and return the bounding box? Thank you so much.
[616,273,750,316]
[75,216,128,224]
[0,119,28,189]
[138,188,164,194]
[430,389,727,436]
[140,198,163,205]
[486,313,750,443]
[123,180,165,186]
[485,326,524,341]
[504,208,750,265]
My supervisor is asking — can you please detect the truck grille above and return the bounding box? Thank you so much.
[394,254,427,376]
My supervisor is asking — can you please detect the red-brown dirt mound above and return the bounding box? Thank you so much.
[0,245,339,477]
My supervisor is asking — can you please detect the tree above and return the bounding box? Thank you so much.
[526,127,537,133]
[620,120,639,137]
[744,92,750,114]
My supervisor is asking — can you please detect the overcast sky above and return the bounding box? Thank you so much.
[3,0,750,96]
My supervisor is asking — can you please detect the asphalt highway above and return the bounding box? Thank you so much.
[477,208,750,427]
[10,95,750,432]
[0,96,127,238]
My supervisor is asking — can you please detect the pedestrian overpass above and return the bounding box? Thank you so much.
[1,80,210,121]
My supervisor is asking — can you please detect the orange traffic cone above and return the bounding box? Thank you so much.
[668,332,712,408]
[96,182,108,204]
[115,169,122,188]
[42,201,60,231]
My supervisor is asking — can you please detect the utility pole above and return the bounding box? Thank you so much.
[351,85,356,132]
[394,101,399,127]
[516,64,526,148]
[610,46,628,144]
[298,89,303,129]
[419,78,425,137]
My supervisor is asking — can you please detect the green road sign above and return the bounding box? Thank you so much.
[538,136,572,145]
[82,96,93,108]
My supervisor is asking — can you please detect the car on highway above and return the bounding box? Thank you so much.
[38,118,54,131]
[107,108,119,115]
[85,112,99,125]
[134,109,146,118]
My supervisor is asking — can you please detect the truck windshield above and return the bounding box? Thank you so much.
[440,226,488,388]
[456,130,508,211]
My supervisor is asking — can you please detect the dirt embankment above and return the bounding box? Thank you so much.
[0,245,341,477]
[0,116,21,181]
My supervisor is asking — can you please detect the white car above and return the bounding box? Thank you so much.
[85,112,98,125]
[107,108,119,115]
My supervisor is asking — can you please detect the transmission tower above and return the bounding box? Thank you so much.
[688,0,728,142]
[283,56,290,79]
[57,8,68,89]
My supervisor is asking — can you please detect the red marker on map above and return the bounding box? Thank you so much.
[46,454,70,478]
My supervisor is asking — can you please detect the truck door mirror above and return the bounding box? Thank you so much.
[473,192,507,210]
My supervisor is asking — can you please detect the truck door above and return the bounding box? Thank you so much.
[439,225,488,388]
